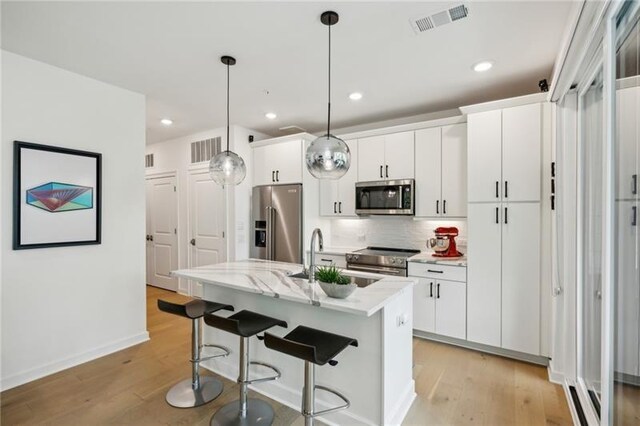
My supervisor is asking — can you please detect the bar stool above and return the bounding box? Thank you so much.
[204,310,288,426]
[157,299,234,408]
[264,326,358,426]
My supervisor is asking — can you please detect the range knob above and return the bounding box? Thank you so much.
[390,258,396,265]
[354,255,360,261]
[346,254,353,261]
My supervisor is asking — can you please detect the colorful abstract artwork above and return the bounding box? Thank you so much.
[13,141,102,250]
[26,182,93,212]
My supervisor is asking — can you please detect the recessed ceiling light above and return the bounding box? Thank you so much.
[473,61,494,72]
[160,118,173,126]
[349,92,363,101]
[265,112,277,120]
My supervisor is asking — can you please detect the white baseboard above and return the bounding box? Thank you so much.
[386,381,416,425]
[547,361,565,385]
[0,331,150,391]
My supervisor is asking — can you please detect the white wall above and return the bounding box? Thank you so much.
[1,51,148,390]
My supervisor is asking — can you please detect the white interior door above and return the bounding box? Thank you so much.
[189,170,226,297]
[145,180,154,284]
[441,123,467,217]
[415,127,442,217]
[147,175,179,291]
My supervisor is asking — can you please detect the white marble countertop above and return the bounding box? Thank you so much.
[172,259,415,317]
[305,246,361,256]
[408,252,467,267]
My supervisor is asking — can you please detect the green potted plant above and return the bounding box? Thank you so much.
[315,264,357,299]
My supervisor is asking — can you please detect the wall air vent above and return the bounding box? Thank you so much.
[145,153,154,168]
[410,4,469,34]
[190,137,221,164]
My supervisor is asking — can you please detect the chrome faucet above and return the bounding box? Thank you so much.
[308,228,324,284]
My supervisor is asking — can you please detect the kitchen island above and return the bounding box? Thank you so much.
[172,259,416,426]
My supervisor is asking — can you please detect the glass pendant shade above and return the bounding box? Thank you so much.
[305,133,351,179]
[209,150,247,186]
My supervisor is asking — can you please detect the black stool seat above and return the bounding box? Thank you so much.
[265,325,358,366]
[204,310,287,337]
[158,299,234,319]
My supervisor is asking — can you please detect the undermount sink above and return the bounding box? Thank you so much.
[288,271,378,288]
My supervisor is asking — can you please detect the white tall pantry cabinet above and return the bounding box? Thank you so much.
[465,99,547,356]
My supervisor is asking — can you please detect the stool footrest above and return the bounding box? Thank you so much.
[192,344,230,363]
[311,385,350,417]
[241,361,281,384]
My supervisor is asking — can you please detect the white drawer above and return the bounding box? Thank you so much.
[314,253,347,269]
[408,263,467,282]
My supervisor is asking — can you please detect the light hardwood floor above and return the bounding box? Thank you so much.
[1,286,573,425]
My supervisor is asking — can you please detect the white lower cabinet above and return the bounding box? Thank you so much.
[411,265,466,340]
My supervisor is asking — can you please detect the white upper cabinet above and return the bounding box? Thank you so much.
[385,131,415,180]
[415,123,467,217]
[415,127,442,217]
[468,104,542,203]
[502,103,542,202]
[358,135,385,181]
[616,86,639,200]
[468,110,502,202]
[253,139,303,186]
[319,139,358,216]
[358,132,414,181]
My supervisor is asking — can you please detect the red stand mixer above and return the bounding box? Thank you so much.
[428,227,463,258]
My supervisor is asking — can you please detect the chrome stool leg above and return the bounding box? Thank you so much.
[302,361,315,426]
[211,337,278,426]
[166,317,228,408]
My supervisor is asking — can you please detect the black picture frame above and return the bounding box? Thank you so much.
[13,141,102,250]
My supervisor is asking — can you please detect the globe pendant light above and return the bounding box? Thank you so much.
[209,55,247,186]
[305,11,351,180]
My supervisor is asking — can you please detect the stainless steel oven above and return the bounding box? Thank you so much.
[355,179,415,215]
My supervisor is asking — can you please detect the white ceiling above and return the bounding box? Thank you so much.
[1,1,574,144]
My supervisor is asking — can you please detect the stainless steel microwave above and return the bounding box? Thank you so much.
[355,179,415,215]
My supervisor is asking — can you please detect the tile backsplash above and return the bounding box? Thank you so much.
[329,217,467,253]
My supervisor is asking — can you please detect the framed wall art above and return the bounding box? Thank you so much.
[13,141,102,249]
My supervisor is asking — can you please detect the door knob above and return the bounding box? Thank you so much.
[190,238,196,246]
[149,235,154,242]
[146,235,149,241]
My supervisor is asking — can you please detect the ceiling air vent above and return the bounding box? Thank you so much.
[190,137,221,164]
[410,4,469,34]
[145,153,154,168]
[279,125,307,136]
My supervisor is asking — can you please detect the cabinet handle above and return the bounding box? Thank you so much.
[380,165,383,178]
[633,174,638,195]
[427,269,443,274]
[437,283,440,299]
[436,200,439,214]
[504,207,508,224]
[272,171,275,182]
[495,181,499,198]
[338,201,342,214]
[149,235,154,242]
[504,181,508,198]
[443,200,447,215]
[385,165,389,178]
[334,202,337,214]
[633,206,637,227]
[495,207,499,224]
[429,282,433,298]
[321,258,333,262]
[276,170,280,182]
[190,238,196,246]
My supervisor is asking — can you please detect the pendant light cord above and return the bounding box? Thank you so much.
[226,61,230,155]
[327,22,331,137]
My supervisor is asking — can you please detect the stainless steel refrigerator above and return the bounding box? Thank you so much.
[251,184,303,264]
